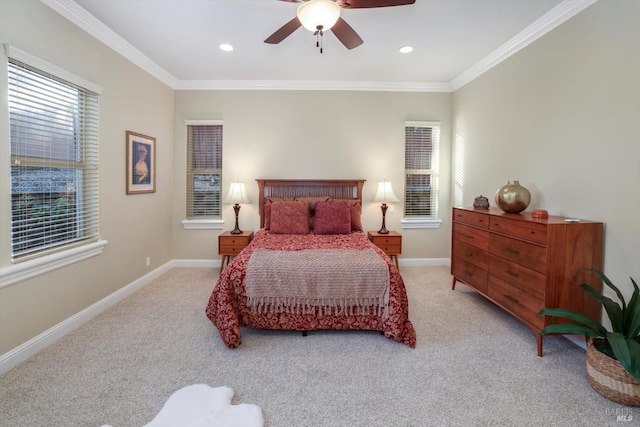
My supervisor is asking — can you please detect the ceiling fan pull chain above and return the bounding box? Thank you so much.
[313,25,325,54]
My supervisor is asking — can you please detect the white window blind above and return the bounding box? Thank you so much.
[9,58,100,263]
[186,123,223,218]
[404,122,440,218]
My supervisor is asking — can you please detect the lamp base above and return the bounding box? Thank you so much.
[231,204,242,234]
[378,203,390,234]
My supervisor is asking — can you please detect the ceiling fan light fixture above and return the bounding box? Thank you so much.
[297,0,341,32]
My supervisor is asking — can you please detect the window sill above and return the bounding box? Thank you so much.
[0,240,109,289]
[401,218,442,229]
[181,219,224,230]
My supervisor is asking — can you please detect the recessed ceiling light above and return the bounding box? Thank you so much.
[399,45,414,54]
[220,44,234,52]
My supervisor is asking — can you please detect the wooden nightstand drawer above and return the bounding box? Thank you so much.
[218,232,252,255]
[218,231,253,273]
[367,231,402,270]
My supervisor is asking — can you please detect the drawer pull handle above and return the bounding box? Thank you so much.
[464,270,473,277]
[462,233,473,239]
[530,231,536,235]
[506,247,520,255]
[505,270,519,278]
[464,251,473,256]
[505,295,519,304]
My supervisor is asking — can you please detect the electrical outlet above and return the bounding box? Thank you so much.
[146,256,151,267]
[389,205,395,213]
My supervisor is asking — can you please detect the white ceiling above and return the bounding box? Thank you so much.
[45,0,596,91]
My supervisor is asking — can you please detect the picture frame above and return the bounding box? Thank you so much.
[126,131,156,194]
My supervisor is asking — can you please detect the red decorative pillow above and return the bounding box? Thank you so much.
[263,197,293,230]
[263,204,271,229]
[330,199,363,232]
[313,200,351,234]
[269,201,310,234]
[350,201,363,232]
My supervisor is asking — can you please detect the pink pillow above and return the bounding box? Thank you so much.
[330,199,363,232]
[269,201,310,234]
[350,201,363,232]
[263,197,293,230]
[313,200,351,234]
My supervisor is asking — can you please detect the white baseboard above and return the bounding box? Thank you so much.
[400,258,450,267]
[0,257,448,375]
[0,261,173,375]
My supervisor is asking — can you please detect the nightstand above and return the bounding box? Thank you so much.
[367,230,402,270]
[218,231,253,273]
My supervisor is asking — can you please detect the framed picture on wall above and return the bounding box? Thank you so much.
[126,131,156,194]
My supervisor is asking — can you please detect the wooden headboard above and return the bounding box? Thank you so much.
[256,179,365,228]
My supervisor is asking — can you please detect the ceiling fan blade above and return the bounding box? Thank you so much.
[338,0,415,8]
[264,17,302,44]
[331,17,363,49]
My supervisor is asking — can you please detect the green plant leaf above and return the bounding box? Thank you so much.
[540,323,601,336]
[538,307,607,336]
[586,268,627,311]
[580,284,624,333]
[625,277,640,338]
[606,332,640,382]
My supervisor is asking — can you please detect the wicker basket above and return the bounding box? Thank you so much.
[586,337,640,406]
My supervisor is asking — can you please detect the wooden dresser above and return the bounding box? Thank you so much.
[451,207,603,356]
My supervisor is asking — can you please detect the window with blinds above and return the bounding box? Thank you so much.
[9,59,100,262]
[404,122,440,218]
[186,123,223,218]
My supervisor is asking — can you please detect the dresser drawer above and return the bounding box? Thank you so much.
[489,234,547,273]
[452,259,488,293]
[453,208,490,229]
[489,216,547,245]
[488,275,544,329]
[453,223,489,251]
[488,255,545,300]
[453,240,488,271]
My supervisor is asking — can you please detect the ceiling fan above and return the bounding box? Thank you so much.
[264,0,416,52]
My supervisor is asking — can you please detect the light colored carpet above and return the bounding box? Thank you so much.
[0,266,633,426]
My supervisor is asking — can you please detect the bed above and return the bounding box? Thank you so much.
[205,179,416,348]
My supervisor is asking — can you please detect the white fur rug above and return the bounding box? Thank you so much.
[143,384,263,427]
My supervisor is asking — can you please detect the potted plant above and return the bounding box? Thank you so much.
[538,269,639,406]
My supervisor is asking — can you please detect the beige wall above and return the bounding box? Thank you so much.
[0,0,175,354]
[452,0,640,299]
[2,0,638,358]
[172,90,453,260]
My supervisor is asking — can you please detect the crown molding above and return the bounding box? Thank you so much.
[450,0,598,91]
[175,79,452,92]
[41,0,178,88]
[43,0,596,93]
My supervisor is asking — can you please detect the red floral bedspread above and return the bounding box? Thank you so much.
[205,230,416,348]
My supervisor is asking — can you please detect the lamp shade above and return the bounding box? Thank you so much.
[223,182,250,204]
[374,180,399,203]
[297,0,341,32]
